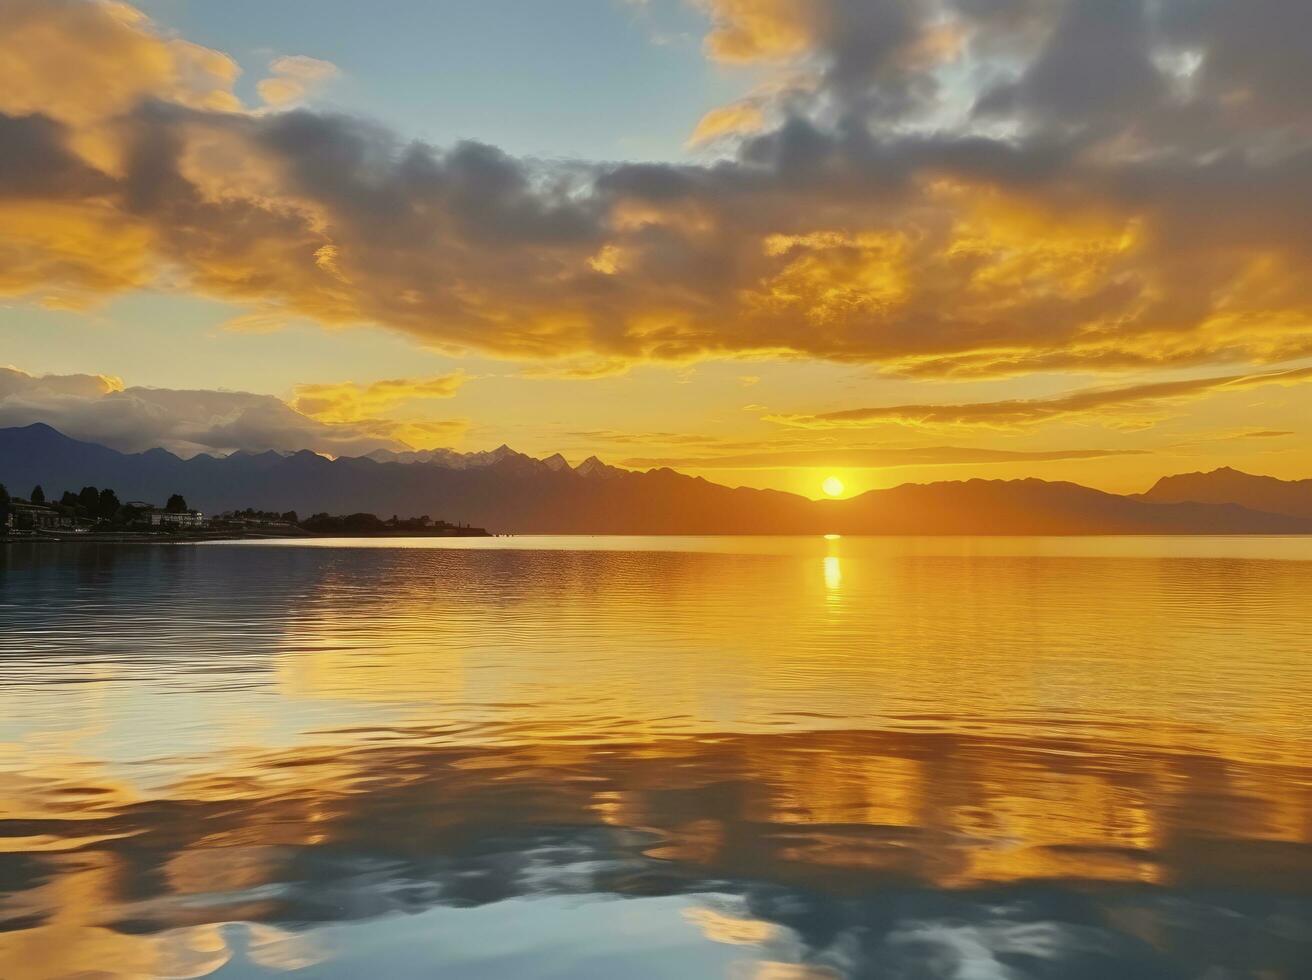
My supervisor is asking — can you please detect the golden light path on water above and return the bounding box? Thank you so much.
[1,535,1310,978]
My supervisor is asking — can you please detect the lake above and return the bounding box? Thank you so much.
[1,536,1310,978]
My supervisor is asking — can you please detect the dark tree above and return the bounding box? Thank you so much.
[0,483,9,525]
[166,493,188,513]
[78,486,100,515]
[29,485,45,505]
[60,490,78,508]
[281,511,298,524]
[302,512,386,533]
[98,488,121,520]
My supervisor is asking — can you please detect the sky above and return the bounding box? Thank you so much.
[1,0,1310,498]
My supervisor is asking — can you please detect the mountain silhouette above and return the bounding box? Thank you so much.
[1143,467,1312,520]
[3,423,1310,535]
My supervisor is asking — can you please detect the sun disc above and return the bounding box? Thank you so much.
[822,475,844,498]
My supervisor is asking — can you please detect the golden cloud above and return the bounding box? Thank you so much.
[0,0,240,127]
[688,100,767,146]
[257,55,340,108]
[0,197,153,302]
[697,0,817,64]
[2,0,1312,391]
[769,365,1312,431]
[290,373,468,424]
[323,415,470,451]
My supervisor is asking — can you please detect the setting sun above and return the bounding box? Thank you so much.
[822,476,845,498]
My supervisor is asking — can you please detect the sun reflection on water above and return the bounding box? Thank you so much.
[822,555,843,593]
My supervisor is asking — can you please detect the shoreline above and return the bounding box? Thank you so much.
[2,527,494,544]
[7,529,1312,543]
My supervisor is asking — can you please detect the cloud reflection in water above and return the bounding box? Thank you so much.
[1,538,1310,977]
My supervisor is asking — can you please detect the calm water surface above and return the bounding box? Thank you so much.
[1,536,1310,978]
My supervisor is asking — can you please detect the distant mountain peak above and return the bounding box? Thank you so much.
[1144,466,1312,519]
[574,455,620,478]
[363,444,529,469]
[12,421,82,443]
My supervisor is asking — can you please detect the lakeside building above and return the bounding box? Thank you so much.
[216,513,290,527]
[125,501,207,528]
[5,502,75,531]
[146,508,206,528]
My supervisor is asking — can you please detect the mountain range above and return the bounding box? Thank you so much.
[1141,467,1312,520]
[2,423,1310,535]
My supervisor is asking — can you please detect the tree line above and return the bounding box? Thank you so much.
[0,483,189,528]
[299,512,441,533]
[212,510,444,532]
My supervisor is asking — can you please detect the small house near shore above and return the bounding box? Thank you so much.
[5,502,75,531]
[125,502,207,528]
[146,508,206,528]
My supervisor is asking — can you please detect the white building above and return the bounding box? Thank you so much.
[148,509,206,528]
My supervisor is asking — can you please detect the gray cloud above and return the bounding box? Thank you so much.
[975,0,1165,125]
[0,113,107,198]
[0,367,464,456]
[1159,0,1312,128]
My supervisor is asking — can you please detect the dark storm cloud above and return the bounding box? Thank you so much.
[974,0,1166,125]
[1158,0,1312,127]
[0,113,110,198]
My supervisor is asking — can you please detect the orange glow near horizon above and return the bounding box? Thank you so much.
[1,0,1310,494]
